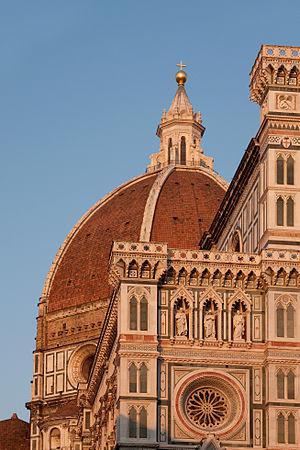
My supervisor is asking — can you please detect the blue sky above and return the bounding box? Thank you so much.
[1,0,300,420]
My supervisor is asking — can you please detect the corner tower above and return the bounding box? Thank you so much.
[147,64,214,172]
[250,45,300,250]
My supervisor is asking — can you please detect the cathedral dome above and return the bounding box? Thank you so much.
[44,166,226,312]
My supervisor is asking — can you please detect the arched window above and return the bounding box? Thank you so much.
[287,304,295,338]
[129,297,138,330]
[140,297,148,331]
[288,414,296,444]
[129,364,137,393]
[276,304,285,337]
[50,428,61,450]
[287,198,294,226]
[276,66,286,84]
[128,260,138,277]
[231,230,241,252]
[82,355,94,382]
[277,413,285,444]
[139,407,147,439]
[168,138,172,164]
[141,261,151,278]
[287,371,295,399]
[277,370,285,399]
[277,156,284,184]
[277,197,284,226]
[287,156,294,185]
[180,136,186,165]
[140,363,148,393]
[129,407,137,438]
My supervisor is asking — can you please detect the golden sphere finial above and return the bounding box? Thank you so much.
[176,61,187,85]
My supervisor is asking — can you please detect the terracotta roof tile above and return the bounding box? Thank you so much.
[0,414,30,450]
[47,168,226,312]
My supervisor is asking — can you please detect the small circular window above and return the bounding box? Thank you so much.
[67,343,96,388]
[81,355,94,381]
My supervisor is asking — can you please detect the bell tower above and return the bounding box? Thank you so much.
[147,64,214,172]
[250,45,300,250]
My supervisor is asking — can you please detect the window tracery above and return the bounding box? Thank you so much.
[277,412,296,444]
[128,406,148,439]
[128,362,148,394]
[186,387,228,429]
[129,363,137,393]
[276,296,296,338]
[129,407,137,438]
[129,291,149,332]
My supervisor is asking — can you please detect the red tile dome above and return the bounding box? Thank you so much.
[44,167,226,312]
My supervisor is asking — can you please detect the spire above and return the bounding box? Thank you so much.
[167,63,193,117]
[147,64,214,173]
[168,84,193,117]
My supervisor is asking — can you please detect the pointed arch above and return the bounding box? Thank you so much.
[139,407,148,438]
[287,155,295,185]
[287,303,295,338]
[287,370,295,399]
[275,268,286,286]
[139,363,148,393]
[166,266,176,284]
[230,229,242,252]
[180,136,186,165]
[276,197,284,226]
[178,267,188,284]
[277,369,285,399]
[189,268,199,285]
[201,436,222,450]
[168,138,172,164]
[276,303,285,337]
[276,65,286,84]
[129,363,137,392]
[170,287,194,340]
[287,197,294,226]
[170,286,194,307]
[129,407,137,438]
[212,269,222,287]
[140,296,148,331]
[246,271,257,288]
[140,260,151,278]
[199,287,223,308]
[129,296,138,330]
[128,260,138,277]
[224,270,233,287]
[235,270,245,288]
[228,289,252,309]
[265,64,275,83]
[116,259,126,277]
[200,268,211,286]
[288,413,296,444]
[276,155,284,184]
[288,65,299,85]
[288,268,298,286]
[277,413,285,443]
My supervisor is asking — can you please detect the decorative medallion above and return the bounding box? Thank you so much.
[276,94,295,111]
[281,136,292,148]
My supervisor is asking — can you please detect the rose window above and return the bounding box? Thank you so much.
[186,387,228,429]
[176,372,246,437]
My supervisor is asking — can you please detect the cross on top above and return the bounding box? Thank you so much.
[176,61,186,71]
